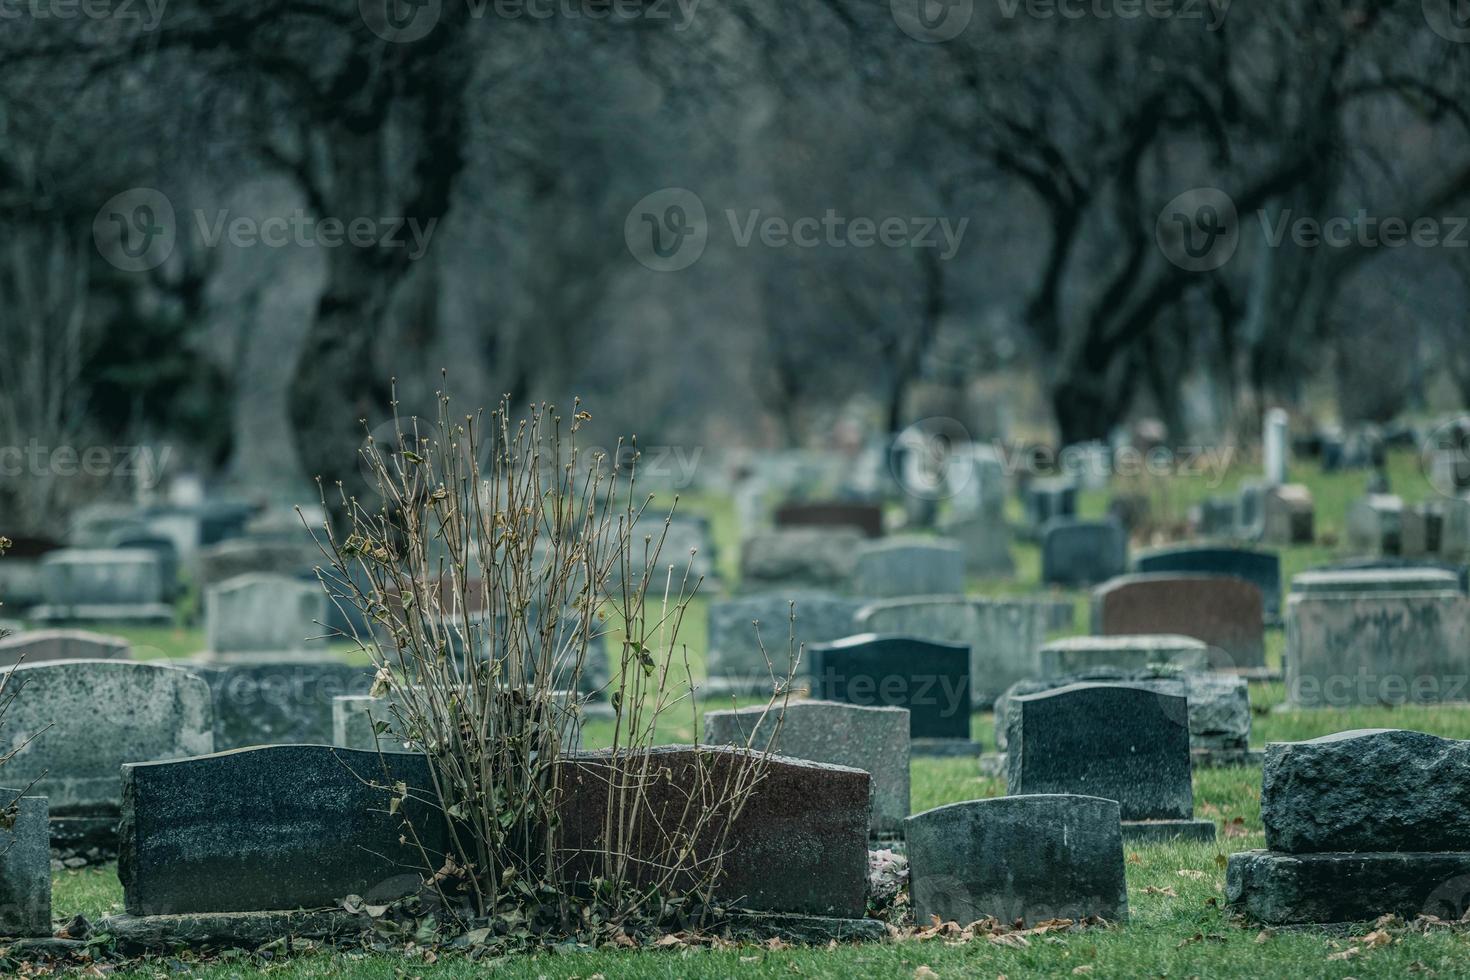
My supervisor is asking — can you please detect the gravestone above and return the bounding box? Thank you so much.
[906,795,1128,926]
[1193,497,1239,538]
[0,795,51,936]
[807,634,970,742]
[705,592,864,692]
[1133,545,1282,623]
[1285,591,1470,707]
[333,690,583,755]
[198,538,320,589]
[1228,730,1470,924]
[1258,481,1317,543]
[0,536,62,608]
[1091,574,1265,669]
[1035,635,1210,680]
[1291,567,1461,596]
[1023,477,1077,534]
[189,656,376,749]
[0,629,131,667]
[1347,494,1405,555]
[940,512,1014,576]
[107,534,180,598]
[1264,408,1289,485]
[774,501,883,538]
[1040,520,1127,587]
[119,745,446,915]
[994,668,1254,765]
[851,538,964,598]
[0,661,213,847]
[854,596,1056,708]
[1006,683,1213,842]
[1312,557,1470,594]
[205,573,330,654]
[703,700,910,834]
[557,745,870,918]
[1401,503,1443,559]
[33,548,172,623]
[739,529,862,592]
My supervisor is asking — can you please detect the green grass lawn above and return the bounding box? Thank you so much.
[24,447,1470,976]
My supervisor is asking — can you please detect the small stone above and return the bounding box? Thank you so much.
[62,857,87,869]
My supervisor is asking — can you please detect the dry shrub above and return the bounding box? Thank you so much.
[309,391,794,934]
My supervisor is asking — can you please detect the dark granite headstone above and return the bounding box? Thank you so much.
[0,795,51,936]
[0,629,131,667]
[807,634,970,740]
[1006,683,1209,840]
[1091,573,1265,669]
[119,745,445,915]
[1262,730,1470,853]
[774,501,883,539]
[556,745,869,918]
[1133,546,1282,623]
[1228,850,1470,925]
[906,795,1128,926]
[1024,478,1078,530]
[1040,520,1127,587]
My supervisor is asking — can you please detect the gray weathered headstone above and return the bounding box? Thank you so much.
[739,528,863,592]
[1035,635,1209,680]
[851,538,964,598]
[1261,729,1470,853]
[119,745,445,915]
[33,549,172,623]
[0,660,213,816]
[705,592,863,689]
[996,668,1250,756]
[940,512,1014,576]
[0,795,51,936]
[906,795,1128,926]
[1285,591,1470,706]
[1229,728,1470,924]
[1290,568,1460,596]
[198,538,320,589]
[1006,683,1213,842]
[0,629,131,667]
[188,655,376,749]
[703,700,910,834]
[1346,494,1405,555]
[205,573,329,654]
[1040,520,1127,587]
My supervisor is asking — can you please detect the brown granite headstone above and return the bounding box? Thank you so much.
[774,502,883,539]
[1092,573,1265,669]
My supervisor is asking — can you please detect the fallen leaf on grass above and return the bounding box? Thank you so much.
[765,937,791,951]
[1215,854,1229,870]
[1327,946,1361,961]
[1255,930,1273,944]
[653,934,684,948]
[988,933,1030,949]
[1142,886,1178,898]
[1177,870,1207,880]
[1177,933,1203,949]
[1223,818,1249,838]
[1360,929,1393,948]
[1127,853,1143,865]
[1072,967,1094,976]
[915,967,939,979]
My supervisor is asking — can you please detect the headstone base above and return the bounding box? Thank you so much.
[911,738,981,758]
[1121,819,1217,844]
[1227,849,1470,925]
[31,603,174,624]
[101,907,885,953]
